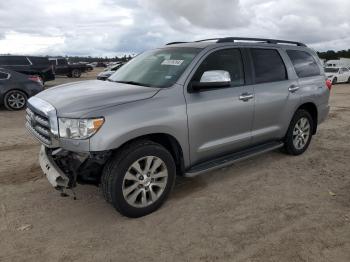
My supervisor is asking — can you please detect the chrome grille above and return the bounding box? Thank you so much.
[25,107,52,145]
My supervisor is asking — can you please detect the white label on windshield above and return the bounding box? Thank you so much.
[161,59,184,66]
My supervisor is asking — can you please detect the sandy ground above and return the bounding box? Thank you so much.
[0,71,350,262]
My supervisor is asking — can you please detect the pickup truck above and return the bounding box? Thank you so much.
[49,58,89,78]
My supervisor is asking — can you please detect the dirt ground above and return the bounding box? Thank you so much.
[0,70,350,262]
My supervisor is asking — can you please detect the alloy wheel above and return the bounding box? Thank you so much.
[292,117,310,150]
[7,91,26,109]
[122,156,168,208]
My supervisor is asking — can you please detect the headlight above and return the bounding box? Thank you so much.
[58,118,104,139]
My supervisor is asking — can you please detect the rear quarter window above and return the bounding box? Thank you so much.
[250,49,287,84]
[28,56,50,65]
[286,50,320,78]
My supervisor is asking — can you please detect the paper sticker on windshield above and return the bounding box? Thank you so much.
[161,59,184,66]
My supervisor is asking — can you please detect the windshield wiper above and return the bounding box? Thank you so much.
[114,80,153,87]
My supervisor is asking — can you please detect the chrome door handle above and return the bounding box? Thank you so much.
[239,93,254,101]
[288,85,300,92]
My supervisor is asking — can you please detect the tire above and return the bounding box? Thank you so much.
[4,90,27,111]
[101,140,176,218]
[332,77,337,85]
[348,77,350,83]
[71,69,81,78]
[284,109,313,155]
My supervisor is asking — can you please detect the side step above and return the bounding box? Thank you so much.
[184,141,284,178]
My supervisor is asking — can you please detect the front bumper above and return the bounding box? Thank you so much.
[39,146,70,189]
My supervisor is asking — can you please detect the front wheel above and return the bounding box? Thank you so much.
[101,140,176,218]
[284,109,313,155]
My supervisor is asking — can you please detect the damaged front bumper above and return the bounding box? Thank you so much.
[38,145,111,191]
[39,146,70,189]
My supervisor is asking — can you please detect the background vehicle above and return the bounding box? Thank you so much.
[26,37,330,218]
[0,68,43,110]
[325,67,350,84]
[0,55,55,83]
[97,63,124,80]
[325,58,350,68]
[49,58,89,78]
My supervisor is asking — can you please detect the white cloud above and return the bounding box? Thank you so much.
[0,0,349,56]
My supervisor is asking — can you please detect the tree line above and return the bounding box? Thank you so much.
[317,49,350,60]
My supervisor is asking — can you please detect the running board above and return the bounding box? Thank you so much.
[184,141,284,178]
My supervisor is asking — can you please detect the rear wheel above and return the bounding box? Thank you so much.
[101,140,176,218]
[71,69,81,78]
[332,77,337,85]
[284,109,313,155]
[4,90,27,110]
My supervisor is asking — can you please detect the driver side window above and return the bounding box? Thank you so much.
[192,49,245,87]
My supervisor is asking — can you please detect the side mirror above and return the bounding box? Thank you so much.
[191,70,231,92]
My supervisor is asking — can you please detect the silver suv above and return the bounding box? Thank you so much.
[26,37,330,217]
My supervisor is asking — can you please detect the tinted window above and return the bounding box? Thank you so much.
[287,50,320,78]
[57,59,67,65]
[28,56,49,65]
[0,56,30,66]
[251,49,287,83]
[0,72,9,79]
[192,49,245,86]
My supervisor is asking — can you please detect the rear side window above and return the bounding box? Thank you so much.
[0,72,9,79]
[0,56,30,66]
[28,56,49,65]
[286,50,320,78]
[192,48,245,86]
[251,49,287,84]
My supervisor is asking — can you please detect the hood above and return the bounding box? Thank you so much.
[35,80,160,117]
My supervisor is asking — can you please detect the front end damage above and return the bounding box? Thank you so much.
[39,145,111,195]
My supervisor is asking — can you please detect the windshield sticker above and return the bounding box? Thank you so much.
[161,59,184,66]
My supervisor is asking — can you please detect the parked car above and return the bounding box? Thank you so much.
[49,58,89,78]
[26,37,330,218]
[97,63,124,80]
[0,68,43,110]
[0,55,55,83]
[324,67,350,84]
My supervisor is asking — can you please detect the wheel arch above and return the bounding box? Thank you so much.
[296,102,318,134]
[112,133,186,176]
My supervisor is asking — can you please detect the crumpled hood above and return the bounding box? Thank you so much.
[35,80,160,117]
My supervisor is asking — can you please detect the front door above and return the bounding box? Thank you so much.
[185,48,254,165]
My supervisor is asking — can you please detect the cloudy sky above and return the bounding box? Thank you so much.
[0,0,349,57]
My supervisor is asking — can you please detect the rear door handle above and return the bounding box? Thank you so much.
[288,85,300,92]
[239,93,254,101]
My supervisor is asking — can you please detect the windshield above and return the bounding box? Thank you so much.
[108,47,201,88]
[324,67,339,73]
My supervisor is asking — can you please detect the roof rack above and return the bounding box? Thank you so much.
[165,41,188,45]
[166,37,306,47]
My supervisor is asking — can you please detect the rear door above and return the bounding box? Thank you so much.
[185,48,254,165]
[248,48,300,145]
[339,67,350,82]
[286,49,328,112]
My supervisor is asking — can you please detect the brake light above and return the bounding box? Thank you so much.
[326,79,332,90]
[28,75,43,85]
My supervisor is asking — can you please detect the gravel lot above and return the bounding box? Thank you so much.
[1,71,350,262]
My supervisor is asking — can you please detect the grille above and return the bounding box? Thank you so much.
[25,107,52,145]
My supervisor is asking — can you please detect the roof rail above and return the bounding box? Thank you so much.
[216,37,306,46]
[166,37,306,47]
[166,41,189,45]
